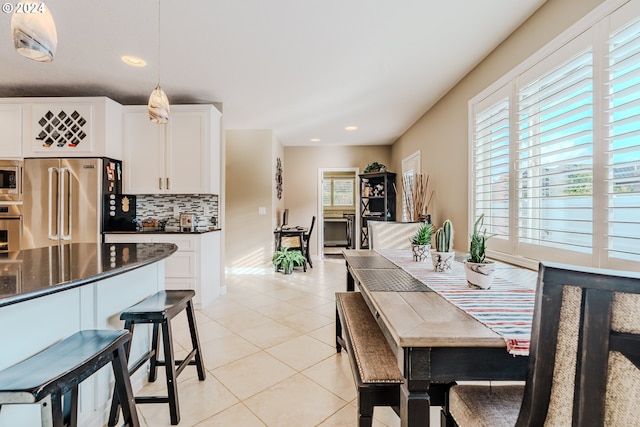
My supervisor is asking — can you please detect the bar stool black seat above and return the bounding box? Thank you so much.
[108,290,205,426]
[0,329,139,427]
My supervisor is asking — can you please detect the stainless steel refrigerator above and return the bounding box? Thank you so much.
[22,157,122,249]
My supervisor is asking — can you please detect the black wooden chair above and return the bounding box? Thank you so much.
[303,216,315,268]
[0,329,139,427]
[108,290,205,426]
[444,261,640,426]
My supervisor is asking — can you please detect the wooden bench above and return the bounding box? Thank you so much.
[335,291,403,427]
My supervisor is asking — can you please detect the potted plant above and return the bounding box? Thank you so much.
[465,214,495,289]
[410,222,433,262]
[431,219,455,272]
[272,247,306,274]
[364,162,386,173]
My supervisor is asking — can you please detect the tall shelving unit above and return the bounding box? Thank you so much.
[359,171,396,248]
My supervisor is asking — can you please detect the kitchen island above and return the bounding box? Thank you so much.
[105,230,223,308]
[0,242,177,426]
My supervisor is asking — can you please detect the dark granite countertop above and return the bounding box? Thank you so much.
[0,242,177,308]
[103,229,221,234]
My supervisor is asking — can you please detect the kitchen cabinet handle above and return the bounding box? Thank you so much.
[48,167,58,240]
[166,177,170,190]
[159,177,163,190]
[60,167,72,241]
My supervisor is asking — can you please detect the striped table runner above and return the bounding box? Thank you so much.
[376,249,534,356]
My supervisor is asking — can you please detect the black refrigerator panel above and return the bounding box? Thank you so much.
[104,194,137,231]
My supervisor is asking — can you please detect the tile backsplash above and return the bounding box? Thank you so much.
[135,194,219,226]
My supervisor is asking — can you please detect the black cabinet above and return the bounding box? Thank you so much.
[359,172,396,248]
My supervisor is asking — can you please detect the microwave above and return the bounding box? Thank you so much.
[0,160,22,202]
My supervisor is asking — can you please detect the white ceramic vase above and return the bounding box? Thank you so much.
[411,244,430,262]
[464,261,496,289]
[431,251,454,272]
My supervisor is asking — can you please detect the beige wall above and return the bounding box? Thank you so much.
[226,129,282,270]
[284,145,391,256]
[389,0,605,252]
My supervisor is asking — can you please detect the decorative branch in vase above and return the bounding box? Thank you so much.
[402,173,434,222]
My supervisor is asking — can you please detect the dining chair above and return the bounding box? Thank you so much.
[303,216,315,268]
[445,261,640,427]
[369,221,423,250]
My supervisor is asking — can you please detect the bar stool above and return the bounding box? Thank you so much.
[0,329,139,427]
[108,290,206,426]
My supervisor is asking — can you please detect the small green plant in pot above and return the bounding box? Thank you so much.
[272,247,306,274]
[431,219,454,272]
[410,222,433,262]
[364,162,386,173]
[465,214,495,289]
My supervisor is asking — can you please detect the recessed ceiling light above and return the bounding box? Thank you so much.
[345,126,358,131]
[310,138,321,142]
[121,55,147,67]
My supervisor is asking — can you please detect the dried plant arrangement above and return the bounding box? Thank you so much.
[402,173,434,222]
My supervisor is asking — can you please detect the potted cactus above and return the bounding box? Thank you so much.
[431,219,455,272]
[410,222,433,262]
[465,214,495,289]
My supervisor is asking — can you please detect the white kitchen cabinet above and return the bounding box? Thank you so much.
[0,104,23,158]
[0,97,123,159]
[21,97,124,159]
[123,105,221,195]
[103,232,221,308]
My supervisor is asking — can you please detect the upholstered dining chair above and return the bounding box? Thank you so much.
[369,221,423,250]
[445,262,640,427]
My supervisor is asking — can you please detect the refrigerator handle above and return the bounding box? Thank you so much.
[61,167,72,241]
[48,167,58,240]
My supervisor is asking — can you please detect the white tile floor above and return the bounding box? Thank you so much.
[130,251,540,427]
[133,256,423,426]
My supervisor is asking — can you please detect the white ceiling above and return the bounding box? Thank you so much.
[0,0,546,146]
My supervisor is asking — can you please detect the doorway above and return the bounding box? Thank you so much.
[317,168,359,258]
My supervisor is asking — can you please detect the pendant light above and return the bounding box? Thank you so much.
[11,0,57,62]
[148,0,170,124]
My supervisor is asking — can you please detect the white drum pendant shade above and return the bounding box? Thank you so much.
[148,85,170,124]
[11,1,57,62]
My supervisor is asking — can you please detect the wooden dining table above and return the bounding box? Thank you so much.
[342,249,536,426]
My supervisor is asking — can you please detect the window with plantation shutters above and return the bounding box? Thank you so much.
[469,0,640,270]
[472,93,510,252]
[607,14,640,267]
[517,44,594,261]
[401,151,420,222]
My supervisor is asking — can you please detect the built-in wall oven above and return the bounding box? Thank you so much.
[0,204,22,252]
[0,160,22,202]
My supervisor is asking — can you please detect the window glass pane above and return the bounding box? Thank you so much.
[517,49,594,254]
[322,180,332,206]
[332,179,354,206]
